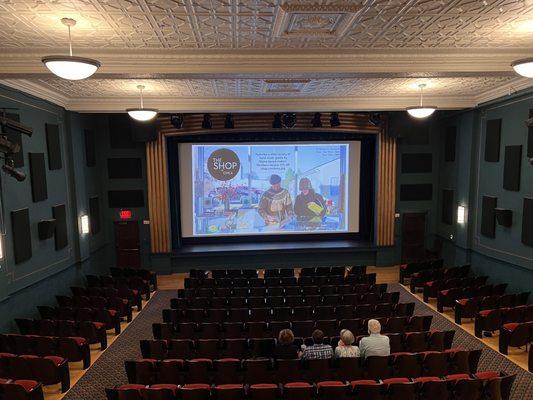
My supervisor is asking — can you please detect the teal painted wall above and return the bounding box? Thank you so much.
[0,85,111,333]
[434,90,533,294]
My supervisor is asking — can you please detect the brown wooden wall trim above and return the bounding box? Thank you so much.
[377,129,397,246]
[146,131,171,253]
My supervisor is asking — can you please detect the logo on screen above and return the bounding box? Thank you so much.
[208,148,240,181]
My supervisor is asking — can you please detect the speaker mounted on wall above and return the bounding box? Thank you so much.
[494,208,512,228]
[484,119,501,162]
[11,208,32,264]
[52,204,68,250]
[38,219,56,240]
[444,126,457,162]
[481,195,497,238]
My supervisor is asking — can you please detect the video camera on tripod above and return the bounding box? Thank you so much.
[0,109,32,181]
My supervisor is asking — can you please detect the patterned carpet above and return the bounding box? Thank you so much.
[62,285,533,400]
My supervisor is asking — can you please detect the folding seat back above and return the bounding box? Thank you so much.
[167,339,194,359]
[223,322,243,339]
[267,287,284,297]
[250,308,270,323]
[37,320,58,337]
[361,292,379,304]
[384,317,407,334]
[223,338,248,359]
[229,308,249,323]
[405,332,428,353]
[271,307,291,321]
[498,294,515,308]
[314,320,336,337]
[449,378,483,400]
[283,382,313,400]
[335,357,362,381]
[335,305,355,320]
[304,295,321,307]
[292,306,312,321]
[270,321,290,338]
[244,358,273,384]
[214,384,245,400]
[391,353,420,378]
[9,356,34,380]
[245,320,270,338]
[374,303,393,318]
[180,383,211,400]
[215,287,231,297]
[445,349,470,375]
[186,358,213,384]
[211,297,228,308]
[159,359,183,385]
[351,380,383,400]
[316,381,350,400]
[300,268,315,277]
[355,304,373,319]
[314,306,334,320]
[143,384,179,400]
[322,294,340,306]
[208,308,227,323]
[129,359,156,385]
[250,338,276,358]
[342,293,359,305]
[249,297,266,308]
[415,378,448,400]
[387,333,404,354]
[383,378,415,400]
[364,356,390,380]
[281,277,297,286]
[428,331,445,351]
[140,340,167,359]
[190,297,210,309]
[198,323,220,340]
[213,358,241,385]
[303,358,331,382]
[13,335,34,355]
[421,352,448,377]
[284,296,302,307]
[251,288,267,297]
[479,296,498,310]
[274,359,302,383]
[196,339,220,359]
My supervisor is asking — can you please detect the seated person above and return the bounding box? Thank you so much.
[301,329,333,360]
[335,329,360,358]
[359,319,390,359]
[274,329,299,359]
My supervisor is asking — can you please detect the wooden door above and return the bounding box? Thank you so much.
[401,212,426,263]
[114,221,141,268]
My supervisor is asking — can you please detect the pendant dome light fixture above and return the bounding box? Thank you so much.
[127,85,158,121]
[406,83,437,119]
[41,18,101,80]
[511,58,533,78]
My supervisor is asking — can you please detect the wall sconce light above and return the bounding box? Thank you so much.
[0,236,4,260]
[80,215,90,234]
[457,206,466,224]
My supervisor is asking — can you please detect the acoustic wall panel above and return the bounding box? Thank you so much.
[503,145,522,191]
[89,196,101,235]
[11,208,31,264]
[484,119,501,162]
[84,129,96,167]
[108,190,145,208]
[52,204,68,250]
[45,123,62,170]
[399,184,433,201]
[29,153,47,202]
[445,126,456,162]
[109,114,136,149]
[481,196,497,238]
[527,108,533,158]
[401,153,432,173]
[442,189,455,225]
[522,198,533,246]
[4,113,24,167]
[107,158,142,179]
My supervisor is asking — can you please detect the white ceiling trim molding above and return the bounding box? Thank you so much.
[0,79,69,108]
[1,48,532,77]
[65,95,474,113]
[475,77,533,105]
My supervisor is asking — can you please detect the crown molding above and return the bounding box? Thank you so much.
[0,79,69,108]
[0,47,531,78]
[475,77,533,105]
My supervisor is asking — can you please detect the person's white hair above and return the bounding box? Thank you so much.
[367,319,381,334]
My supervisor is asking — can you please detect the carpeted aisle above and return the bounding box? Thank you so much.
[62,290,175,400]
[63,285,533,400]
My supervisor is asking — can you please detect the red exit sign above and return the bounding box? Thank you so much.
[119,209,133,220]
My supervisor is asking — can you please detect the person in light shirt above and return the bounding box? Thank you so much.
[334,329,360,358]
[358,319,390,359]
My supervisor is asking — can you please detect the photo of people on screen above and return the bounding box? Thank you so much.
[191,143,349,236]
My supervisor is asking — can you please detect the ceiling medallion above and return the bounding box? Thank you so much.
[272,3,362,38]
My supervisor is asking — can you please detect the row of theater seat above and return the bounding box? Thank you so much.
[422,277,491,303]
[173,292,396,309]
[85,274,152,299]
[184,274,377,289]
[0,378,44,400]
[408,264,468,293]
[107,371,515,400]
[189,266,363,280]
[152,315,432,340]
[34,306,122,334]
[399,258,444,284]
[126,348,481,385]
[0,353,70,392]
[109,267,157,289]
[140,330,455,360]
[70,285,143,311]
[0,333,91,369]
[455,295,532,325]
[15,318,108,349]
[162,302,410,324]
[51,295,133,321]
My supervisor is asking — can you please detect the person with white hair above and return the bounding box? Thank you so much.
[335,329,360,358]
[358,319,390,359]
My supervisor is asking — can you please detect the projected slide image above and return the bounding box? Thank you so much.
[192,143,349,236]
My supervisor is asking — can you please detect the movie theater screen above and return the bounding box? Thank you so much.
[179,141,361,237]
